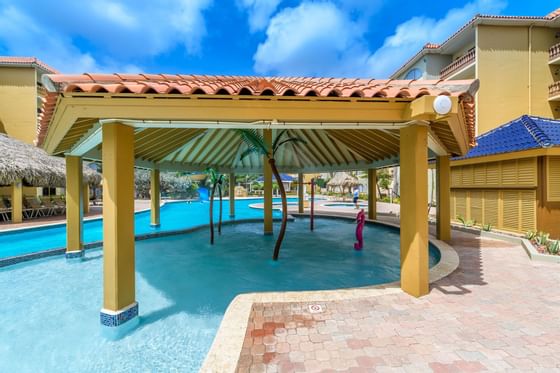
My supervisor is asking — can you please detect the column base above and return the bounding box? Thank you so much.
[229,214,235,218]
[150,223,161,228]
[65,250,84,260]
[100,302,139,338]
[264,231,274,236]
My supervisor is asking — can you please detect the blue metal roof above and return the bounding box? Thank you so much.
[256,173,295,182]
[454,115,560,160]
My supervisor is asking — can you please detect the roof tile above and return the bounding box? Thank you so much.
[37,74,478,147]
[454,115,560,160]
[0,56,59,73]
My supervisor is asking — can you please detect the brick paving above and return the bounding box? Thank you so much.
[236,230,560,372]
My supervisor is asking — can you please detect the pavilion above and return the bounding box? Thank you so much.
[38,74,477,330]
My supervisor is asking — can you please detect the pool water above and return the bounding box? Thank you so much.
[0,217,439,372]
[0,198,288,259]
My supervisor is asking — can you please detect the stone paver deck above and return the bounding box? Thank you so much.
[237,230,560,372]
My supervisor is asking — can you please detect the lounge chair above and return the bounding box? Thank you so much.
[40,197,58,216]
[0,198,10,222]
[51,196,66,215]
[24,197,50,218]
[40,197,63,216]
[3,197,34,221]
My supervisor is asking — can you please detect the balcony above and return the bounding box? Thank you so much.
[549,81,560,101]
[440,49,476,80]
[550,43,560,65]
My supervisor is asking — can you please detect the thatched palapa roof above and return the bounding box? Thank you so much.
[326,172,360,188]
[0,133,100,187]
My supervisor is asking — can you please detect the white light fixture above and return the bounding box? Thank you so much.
[433,95,452,115]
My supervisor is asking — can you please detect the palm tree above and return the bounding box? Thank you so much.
[236,129,306,260]
[205,167,223,244]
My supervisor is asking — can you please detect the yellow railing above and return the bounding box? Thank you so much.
[440,50,476,79]
[550,43,560,62]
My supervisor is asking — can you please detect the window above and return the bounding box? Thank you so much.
[404,68,423,80]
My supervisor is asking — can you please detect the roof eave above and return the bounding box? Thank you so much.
[389,47,442,79]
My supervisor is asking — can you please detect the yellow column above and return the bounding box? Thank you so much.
[83,183,90,215]
[263,129,273,234]
[436,156,451,241]
[229,173,235,217]
[367,169,377,220]
[150,169,160,227]
[65,156,84,257]
[10,180,22,223]
[399,124,429,297]
[101,123,137,327]
[298,173,304,213]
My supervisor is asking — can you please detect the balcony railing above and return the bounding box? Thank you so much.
[549,81,560,98]
[549,43,560,62]
[440,49,476,79]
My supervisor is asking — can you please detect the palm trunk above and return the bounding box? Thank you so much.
[210,182,217,244]
[218,182,223,235]
[269,159,287,261]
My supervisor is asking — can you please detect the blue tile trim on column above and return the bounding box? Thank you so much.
[100,303,139,327]
[65,250,84,259]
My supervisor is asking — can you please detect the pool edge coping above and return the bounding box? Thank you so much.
[0,216,292,268]
[200,213,460,373]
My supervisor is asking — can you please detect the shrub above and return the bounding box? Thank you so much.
[547,240,560,255]
[535,231,550,246]
[525,230,537,240]
[457,215,476,228]
[482,223,492,232]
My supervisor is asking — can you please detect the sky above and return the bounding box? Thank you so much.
[0,0,556,78]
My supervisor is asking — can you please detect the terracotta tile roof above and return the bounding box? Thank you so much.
[424,43,441,49]
[0,56,59,74]
[37,74,477,147]
[546,8,560,19]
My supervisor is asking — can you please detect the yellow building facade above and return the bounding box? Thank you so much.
[391,9,560,238]
[0,57,57,144]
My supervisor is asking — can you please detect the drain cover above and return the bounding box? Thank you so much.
[308,304,324,313]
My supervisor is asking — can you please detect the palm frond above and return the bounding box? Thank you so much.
[239,146,257,161]
[236,129,269,160]
[273,136,307,156]
[272,129,289,152]
[205,167,218,184]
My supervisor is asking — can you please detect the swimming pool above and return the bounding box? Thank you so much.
[0,198,288,259]
[0,217,439,372]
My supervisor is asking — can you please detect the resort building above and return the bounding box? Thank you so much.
[391,8,560,238]
[0,58,85,216]
[451,115,560,237]
[390,8,560,134]
[0,57,57,144]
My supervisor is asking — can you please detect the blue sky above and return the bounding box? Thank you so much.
[0,0,556,77]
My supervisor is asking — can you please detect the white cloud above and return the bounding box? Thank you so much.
[238,0,282,32]
[0,0,213,73]
[253,0,507,78]
[254,2,372,76]
[367,0,507,77]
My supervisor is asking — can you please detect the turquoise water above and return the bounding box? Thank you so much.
[0,201,440,372]
[0,198,287,259]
